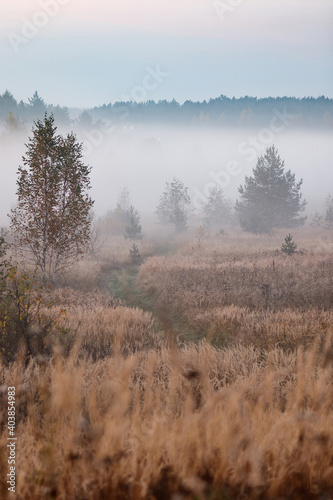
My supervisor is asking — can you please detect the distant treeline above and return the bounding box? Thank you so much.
[0,91,71,128]
[1,90,333,129]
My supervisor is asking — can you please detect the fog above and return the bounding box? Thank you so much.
[1,123,332,227]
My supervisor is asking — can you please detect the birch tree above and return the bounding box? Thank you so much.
[10,114,94,284]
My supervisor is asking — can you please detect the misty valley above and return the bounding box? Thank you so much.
[0,91,333,499]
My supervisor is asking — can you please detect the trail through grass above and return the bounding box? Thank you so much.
[106,243,203,344]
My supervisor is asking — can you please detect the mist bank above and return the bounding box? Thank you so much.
[1,120,331,228]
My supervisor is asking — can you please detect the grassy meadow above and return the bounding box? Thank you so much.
[1,227,333,499]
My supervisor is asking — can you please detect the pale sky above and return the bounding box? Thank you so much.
[1,0,332,107]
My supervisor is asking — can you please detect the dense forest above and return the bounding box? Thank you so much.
[1,90,333,130]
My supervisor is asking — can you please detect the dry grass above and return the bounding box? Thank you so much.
[1,336,333,499]
[137,228,333,347]
[44,236,156,292]
[138,249,333,311]
[1,228,333,499]
[192,307,333,350]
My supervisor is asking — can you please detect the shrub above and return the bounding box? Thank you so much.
[0,267,70,363]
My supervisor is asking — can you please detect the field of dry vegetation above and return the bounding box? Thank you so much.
[1,228,333,499]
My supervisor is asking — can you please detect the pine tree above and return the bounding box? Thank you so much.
[235,146,306,233]
[281,234,297,255]
[130,243,141,263]
[124,206,142,240]
[28,91,46,118]
[10,114,94,284]
[156,177,191,233]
